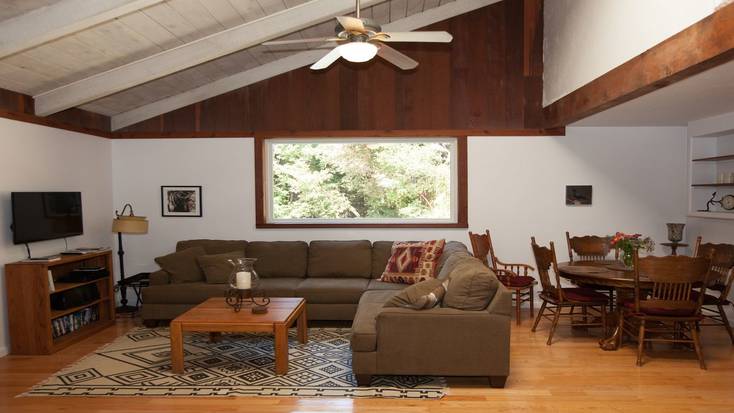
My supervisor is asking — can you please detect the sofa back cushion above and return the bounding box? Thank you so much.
[435,241,470,275]
[442,257,500,310]
[371,241,394,278]
[176,239,248,255]
[155,246,207,284]
[308,240,372,278]
[246,241,308,278]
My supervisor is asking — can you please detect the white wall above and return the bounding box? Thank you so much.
[111,126,688,278]
[0,118,113,356]
[543,0,722,106]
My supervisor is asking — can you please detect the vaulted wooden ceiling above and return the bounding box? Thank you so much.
[0,0,498,131]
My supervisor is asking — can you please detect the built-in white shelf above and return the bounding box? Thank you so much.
[687,211,734,220]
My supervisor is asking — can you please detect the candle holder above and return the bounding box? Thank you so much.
[225,258,270,314]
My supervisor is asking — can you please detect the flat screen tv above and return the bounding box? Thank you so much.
[11,192,83,244]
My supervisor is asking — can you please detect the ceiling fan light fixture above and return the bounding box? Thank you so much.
[337,42,378,63]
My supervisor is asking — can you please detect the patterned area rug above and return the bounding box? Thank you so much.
[24,327,445,399]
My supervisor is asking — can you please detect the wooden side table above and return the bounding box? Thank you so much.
[661,242,688,256]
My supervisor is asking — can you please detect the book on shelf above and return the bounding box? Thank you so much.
[51,306,100,339]
[47,270,55,293]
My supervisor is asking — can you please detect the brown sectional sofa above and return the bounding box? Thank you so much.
[142,239,511,387]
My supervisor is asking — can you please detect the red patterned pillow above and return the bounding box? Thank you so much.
[380,239,446,284]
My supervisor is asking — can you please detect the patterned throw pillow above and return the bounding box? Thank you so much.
[380,239,446,284]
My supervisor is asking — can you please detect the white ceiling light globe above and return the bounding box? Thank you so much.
[337,42,378,63]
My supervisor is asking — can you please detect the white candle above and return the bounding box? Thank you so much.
[236,271,251,289]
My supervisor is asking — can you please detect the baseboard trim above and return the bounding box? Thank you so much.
[0,346,8,358]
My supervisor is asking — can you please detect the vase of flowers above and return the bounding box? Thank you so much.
[610,232,656,268]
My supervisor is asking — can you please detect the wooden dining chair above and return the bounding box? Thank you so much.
[619,252,711,369]
[530,237,608,345]
[693,236,734,344]
[469,230,535,325]
[566,232,618,308]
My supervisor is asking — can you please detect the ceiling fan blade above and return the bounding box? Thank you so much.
[336,16,365,33]
[377,44,418,70]
[379,31,453,43]
[310,47,342,70]
[263,37,341,46]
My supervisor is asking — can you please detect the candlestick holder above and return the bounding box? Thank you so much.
[225,257,270,313]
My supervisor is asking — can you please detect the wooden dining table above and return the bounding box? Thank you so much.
[556,260,652,351]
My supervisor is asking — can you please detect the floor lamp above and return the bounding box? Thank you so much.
[112,203,148,314]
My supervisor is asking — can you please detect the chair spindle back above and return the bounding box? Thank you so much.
[694,236,734,299]
[531,237,563,301]
[566,232,617,262]
[632,252,712,314]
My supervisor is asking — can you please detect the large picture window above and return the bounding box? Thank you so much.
[255,136,467,228]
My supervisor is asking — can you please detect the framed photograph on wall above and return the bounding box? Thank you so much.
[566,185,592,206]
[161,186,202,217]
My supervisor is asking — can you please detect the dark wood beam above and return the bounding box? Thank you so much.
[544,2,734,128]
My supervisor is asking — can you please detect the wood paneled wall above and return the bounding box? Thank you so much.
[0,88,110,137]
[119,0,548,137]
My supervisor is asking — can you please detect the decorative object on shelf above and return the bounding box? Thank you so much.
[698,191,734,211]
[610,232,655,268]
[666,223,685,242]
[565,185,592,206]
[225,258,270,313]
[111,203,149,315]
[161,186,202,217]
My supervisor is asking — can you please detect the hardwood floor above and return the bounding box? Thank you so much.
[0,315,732,413]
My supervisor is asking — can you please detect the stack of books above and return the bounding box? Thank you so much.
[51,306,99,339]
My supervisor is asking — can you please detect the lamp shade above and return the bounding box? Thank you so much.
[112,215,148,234]
[337,42,378,63]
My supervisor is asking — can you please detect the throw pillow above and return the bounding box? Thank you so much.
[442,258,500,310]
[154,246,206,284]
[380,239,446,284]
[384,278,449,310]
[197,250,245,284]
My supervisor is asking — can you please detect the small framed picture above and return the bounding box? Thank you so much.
[566,185,592,206]
[161,186,202,217]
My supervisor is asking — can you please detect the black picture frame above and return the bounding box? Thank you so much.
[161,186,202,217]
[566,185,592,206]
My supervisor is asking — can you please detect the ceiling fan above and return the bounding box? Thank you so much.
[261,0,453,70]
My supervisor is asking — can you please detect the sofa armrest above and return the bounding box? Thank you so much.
[486,284,513,316]
[375,306,510,376]
[149,270,171,285]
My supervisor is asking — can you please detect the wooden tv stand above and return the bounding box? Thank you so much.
[5,250,115,355]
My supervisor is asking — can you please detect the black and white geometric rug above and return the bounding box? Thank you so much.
[24,327,445,399]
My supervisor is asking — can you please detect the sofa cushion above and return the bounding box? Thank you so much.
[142,282,227,304]
[443,258,500,311]
[436,250,473,281]
[197,251,245,284]
[367,279,407,291]
[295,278,369,304]
[371,241,395,278]
[308,240,372,278]
[352,290,399,352]
[380,239,446,284]
[246,241,308,278]
[154,246,206,284]
[384,278,448,310]
[435,241,470,275]
[257,278,303,298]
[177,239,247,255]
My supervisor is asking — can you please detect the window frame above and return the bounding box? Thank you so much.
[254,135,468,228]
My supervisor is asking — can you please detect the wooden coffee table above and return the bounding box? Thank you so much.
[169,297,307,375]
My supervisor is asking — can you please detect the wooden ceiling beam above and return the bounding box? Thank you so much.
[111,0,501,130]
[543,2,734,128]
[33,0,391,117]
[0,0,163,59]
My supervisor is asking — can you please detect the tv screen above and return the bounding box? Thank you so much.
[11,192,83,244]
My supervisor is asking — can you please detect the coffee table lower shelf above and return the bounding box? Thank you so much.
[169,297,307,375]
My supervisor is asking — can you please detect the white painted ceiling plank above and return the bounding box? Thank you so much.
[34,0,390,116]
[111,0,499,130]
[0,0,163,59]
